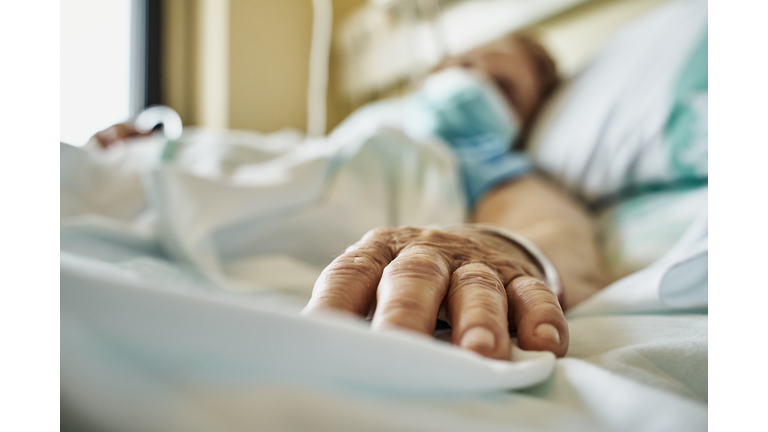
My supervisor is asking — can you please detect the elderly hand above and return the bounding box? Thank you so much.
[302,225,568,360]
[87,121,150,149]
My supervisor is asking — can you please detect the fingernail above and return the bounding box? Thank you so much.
[533,323,560,345]
[460,327,496,352]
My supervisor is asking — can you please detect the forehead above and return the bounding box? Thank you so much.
[466,36,536,61]
[461,37,544,91]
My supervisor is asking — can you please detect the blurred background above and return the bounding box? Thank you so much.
[61,0,669,146]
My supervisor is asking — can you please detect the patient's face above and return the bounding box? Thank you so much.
[435,35,557,126]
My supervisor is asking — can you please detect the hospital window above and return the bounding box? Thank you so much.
[61,0,162,146]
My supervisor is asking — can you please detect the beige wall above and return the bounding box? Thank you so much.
[162,0,667,134]
[228,1,312,132]
[163,0,364,133]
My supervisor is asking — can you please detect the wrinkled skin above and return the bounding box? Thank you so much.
[303,226,569,360]
[88,122,150,149]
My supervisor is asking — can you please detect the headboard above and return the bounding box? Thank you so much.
[335,0,671,107]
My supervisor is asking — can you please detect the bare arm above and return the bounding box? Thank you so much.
[303,174,610,359]
[474,174,612,310]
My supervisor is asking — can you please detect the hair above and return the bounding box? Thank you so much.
[511,33,559,102]
[508,33,560,150]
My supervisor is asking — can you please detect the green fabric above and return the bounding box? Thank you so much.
[599,185,707,279]
[665,30,708,178]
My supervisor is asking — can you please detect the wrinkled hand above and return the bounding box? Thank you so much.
[87,121,150,149]
[303,226,568,360]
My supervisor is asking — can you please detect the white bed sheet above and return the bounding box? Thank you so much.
[60,130,707,431]
[60,226,706,432]
[60,129,707,432]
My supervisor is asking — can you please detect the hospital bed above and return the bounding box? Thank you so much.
[61,0,707,430]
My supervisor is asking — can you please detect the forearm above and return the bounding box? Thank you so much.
[472,174,612,309]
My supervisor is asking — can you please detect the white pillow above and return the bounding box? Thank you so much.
[527,0,707,203]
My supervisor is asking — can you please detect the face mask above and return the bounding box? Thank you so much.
[403,67,520,160]
[402,67,531,208]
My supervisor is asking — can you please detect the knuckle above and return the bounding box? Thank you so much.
[454,261,494,275]
[323,254,383,284]
[419,228,447,242]
[360,227,396,247]
[446,285,507,319]
[418,228,475,248]
[365,226,394,239]
[454,294,506,316]
[345,232,395,263]
[451,263,505,295]
[514,275,550,291]
[360,226,424,253]
[512,276,560,310]
[384,250,447,280]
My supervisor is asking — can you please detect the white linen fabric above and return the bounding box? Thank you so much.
[61,253,707,431]
[61,246,707,432]
[598,185,707,279]
[61,250,556,395]
[61,124,466,295]
[61,119,707,431]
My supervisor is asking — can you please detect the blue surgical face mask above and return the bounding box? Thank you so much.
[402,67,532,208]
[402,67,520,160]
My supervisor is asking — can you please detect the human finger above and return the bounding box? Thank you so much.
[370,243,452,336]
[445,262,511,360]
[507,275,568,357]
[90,122,150,148]
[95,123,134,148]
[303,228,394,317]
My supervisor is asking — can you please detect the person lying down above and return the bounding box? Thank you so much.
[65,9,707,363]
